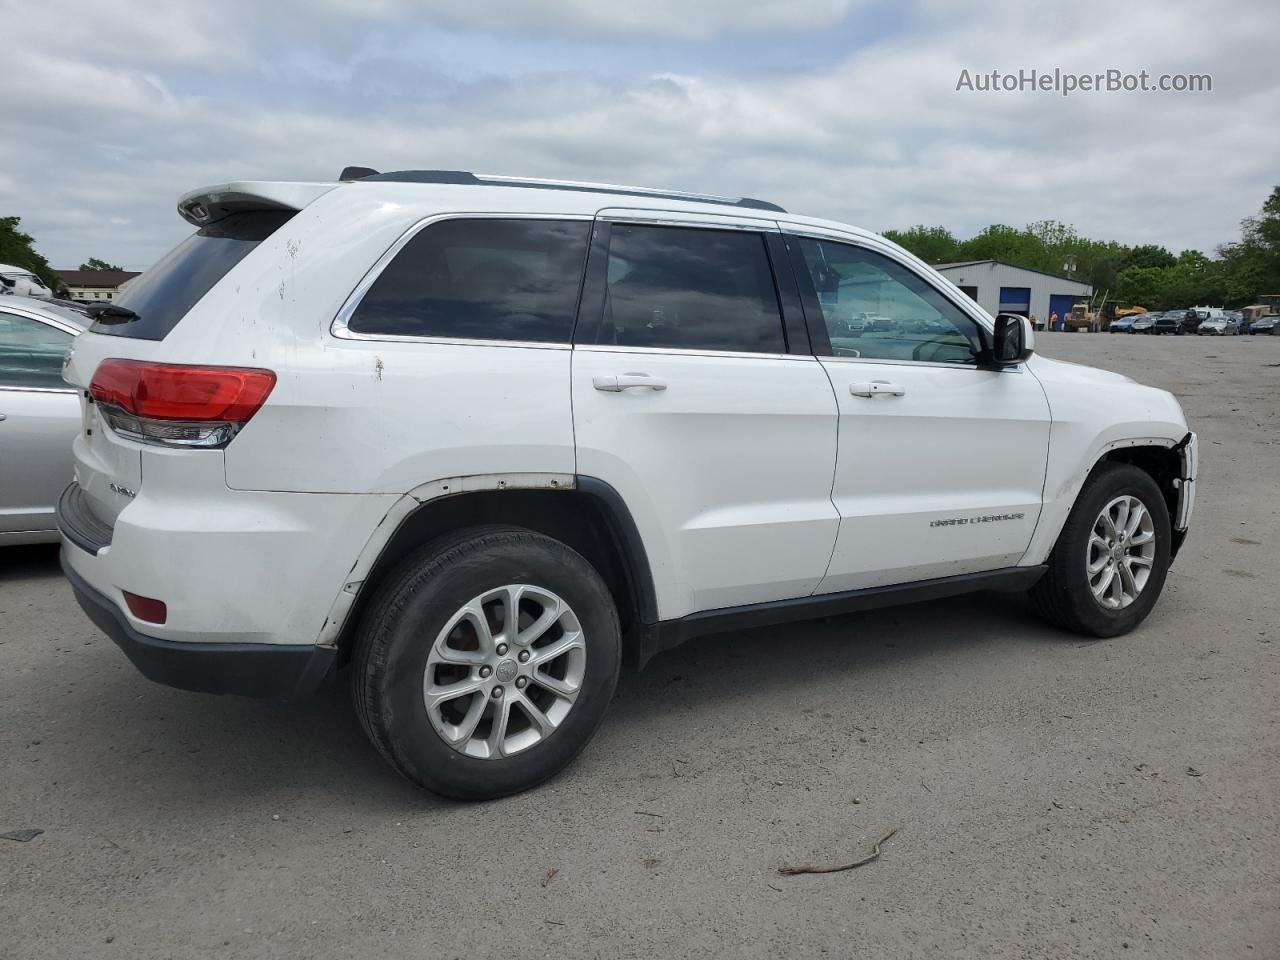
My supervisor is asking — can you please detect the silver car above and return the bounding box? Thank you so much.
[0,296,86,544]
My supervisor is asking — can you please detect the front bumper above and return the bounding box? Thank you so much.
[62,552,335,702]
[1174,431,1197,532]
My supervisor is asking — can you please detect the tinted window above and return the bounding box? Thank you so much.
[794,238,982,364]
[347,219,590,343]
[596,225,785,353]
[102,211,293,341]
[0,312,75,389]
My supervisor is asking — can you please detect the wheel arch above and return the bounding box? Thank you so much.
[1085,435,1192,555]
[1025,432,1195,567]
[1087,436,1194,558]
[324,475,658,668]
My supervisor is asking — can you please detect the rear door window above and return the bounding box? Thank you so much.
[591,224,786,353]
[345,218,591,343]
[100,211,293,341]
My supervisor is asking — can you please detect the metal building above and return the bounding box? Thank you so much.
[934,260,1092,326]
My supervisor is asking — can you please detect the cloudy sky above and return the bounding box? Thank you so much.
[2,0,1277,270]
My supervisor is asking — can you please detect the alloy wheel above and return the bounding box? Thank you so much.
[1087,495,1156,610]
[423,585,586,759]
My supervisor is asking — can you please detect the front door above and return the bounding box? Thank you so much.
[786,234,1051,593]
[571,215,840,620]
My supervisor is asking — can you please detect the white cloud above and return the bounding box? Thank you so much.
[349,0,866,39]
[1,0,1277,269]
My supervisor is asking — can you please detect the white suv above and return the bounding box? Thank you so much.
[57,169,1197,799]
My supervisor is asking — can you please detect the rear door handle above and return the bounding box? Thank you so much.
[850,380,905,398]
[593,373,668,393]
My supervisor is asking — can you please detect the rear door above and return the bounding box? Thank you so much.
[786,232,1051,593]
[571,211,840,620]
[0,309,80,532]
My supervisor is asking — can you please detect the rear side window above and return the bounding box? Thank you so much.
[595,224,785,353]
[101,211,293,341]
[345,219,591,343]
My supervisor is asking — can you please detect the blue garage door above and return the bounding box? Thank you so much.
[1049,294,1077,324]
[998,286,1031,313]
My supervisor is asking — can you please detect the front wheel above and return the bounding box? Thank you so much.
[1030,463,1172,637]
[352,526,622,799]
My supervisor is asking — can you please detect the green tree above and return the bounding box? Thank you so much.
[878,184,1280,309]
[1217,185,1280,304]
[1112,266,1168,309]
[79,257,123,271]
[1120,244,1176,271]
[0,216,61,292]
[955,223,1051,271]
[881,225,960,264]
[1160,250,1226,308]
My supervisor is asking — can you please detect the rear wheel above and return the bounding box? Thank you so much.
[352,526,622,799]
[1030,463,1171,637]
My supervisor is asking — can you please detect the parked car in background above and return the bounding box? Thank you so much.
[1183,307,1223,333]
[1,264,54,299]
[1109,315,1138,333]
[1198,315,1242,335]
[56,168,1197,799]
[1130,313,1159,334]
[0,296,86,544]
[1241,297,1280,327]
[1155,313,1193,335]
[1247,315,1280,335]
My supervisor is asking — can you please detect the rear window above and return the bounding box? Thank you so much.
[99,211,292,341]
[345,218,591,343]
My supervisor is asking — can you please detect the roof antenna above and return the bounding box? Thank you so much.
[339,166,379,182]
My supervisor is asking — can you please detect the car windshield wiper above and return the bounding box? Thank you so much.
[85,303,139,324]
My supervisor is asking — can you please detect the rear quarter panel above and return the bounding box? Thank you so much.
[124,186,579,494]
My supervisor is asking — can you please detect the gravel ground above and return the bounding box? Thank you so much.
[2,332,1278,959]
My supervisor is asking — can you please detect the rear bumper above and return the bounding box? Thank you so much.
[62,551,335,702]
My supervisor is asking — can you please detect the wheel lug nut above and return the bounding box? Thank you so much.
[516,677,528,689]
[496,643,509,656]
[479,665,492,678]
[491,686,504,699]
[518,650,530,663]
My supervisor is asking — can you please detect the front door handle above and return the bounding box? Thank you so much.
[849,380,906,398]
[593,373,668,393]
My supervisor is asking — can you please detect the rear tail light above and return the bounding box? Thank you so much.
[89,360,275,449]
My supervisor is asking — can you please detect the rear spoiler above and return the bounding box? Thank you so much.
[177,180,338,227]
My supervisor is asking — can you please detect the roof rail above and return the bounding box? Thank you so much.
[356,169,786,213]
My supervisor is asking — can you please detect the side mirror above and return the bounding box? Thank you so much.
[991,314,1034,365]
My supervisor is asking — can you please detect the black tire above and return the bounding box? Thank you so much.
[1029,463,1172,637]
[352,525,622,800]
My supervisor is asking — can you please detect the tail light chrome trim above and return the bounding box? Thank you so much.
[89,360,276,450]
